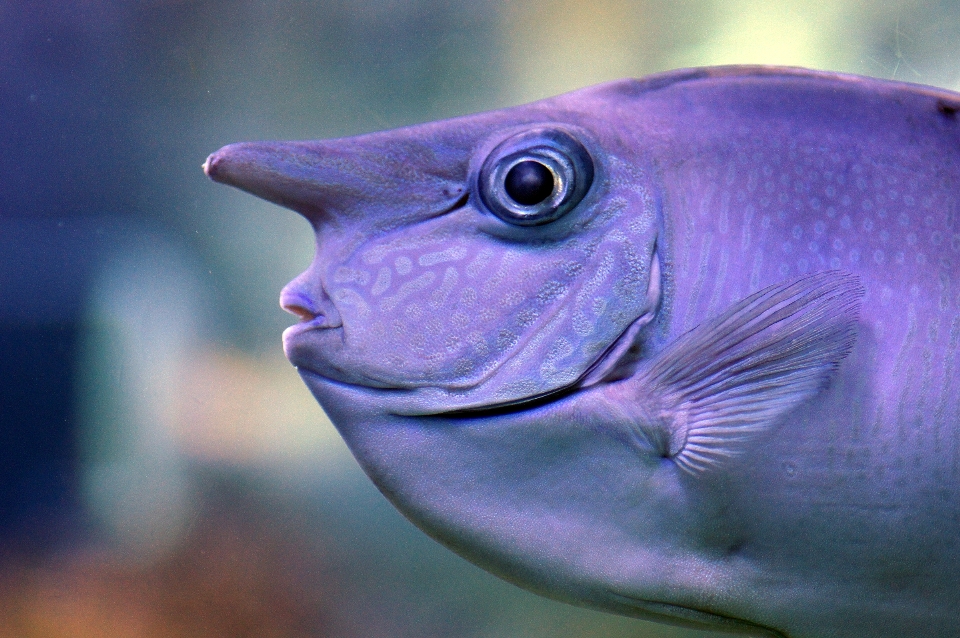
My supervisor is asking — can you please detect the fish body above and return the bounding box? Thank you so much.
[205,67,960,637]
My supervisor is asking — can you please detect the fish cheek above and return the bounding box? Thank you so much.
[301,215,518,386]
[307,182,661,401]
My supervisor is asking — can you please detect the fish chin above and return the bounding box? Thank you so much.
[283,323,400,391]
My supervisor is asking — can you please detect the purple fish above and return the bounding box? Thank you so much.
[204,66,960,637]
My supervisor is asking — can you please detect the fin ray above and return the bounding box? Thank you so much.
[637,270,863,474]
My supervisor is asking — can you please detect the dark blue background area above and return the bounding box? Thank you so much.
[0,217,140,550]
[0,0,147,549]
[0,322,79,548]
[1,3,137,220]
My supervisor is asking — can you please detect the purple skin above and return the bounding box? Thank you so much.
[205,66,960,637]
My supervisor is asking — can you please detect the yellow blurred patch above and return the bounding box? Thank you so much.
[173,348,348,466]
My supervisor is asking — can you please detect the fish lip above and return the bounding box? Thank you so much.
[283,317,342,339]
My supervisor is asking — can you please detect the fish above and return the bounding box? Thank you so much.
[204,66,960,637]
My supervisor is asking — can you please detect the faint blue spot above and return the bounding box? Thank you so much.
[792,225,803,240]
[826,206,837,218]
[907,233,918,245]
[808,241,819,253]
[371,267,392,296]
[814,221,826,235]
[917,253,927,266]
[779,263,790,276]
[833,238,843,250]
[873,250,884,264]
[419,245,467,267]
[895,252,905,265]
[840,215,852,230]
[849,249,860,264]
[830,256,841,269]
[395,256,412,275]
[862,218,873,232]
[797,258,810,273]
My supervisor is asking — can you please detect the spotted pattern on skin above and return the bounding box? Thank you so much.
[667,122,960,473]
[320,180,658,403]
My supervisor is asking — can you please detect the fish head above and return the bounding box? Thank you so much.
[205,85,664,415]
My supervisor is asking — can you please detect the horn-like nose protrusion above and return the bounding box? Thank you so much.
[204,141,347,221]
[204,131,470,226]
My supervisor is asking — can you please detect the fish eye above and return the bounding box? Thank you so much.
[504,160,554,206]
[479,128,594,226]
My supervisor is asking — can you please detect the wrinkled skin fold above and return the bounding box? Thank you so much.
[206,66,960,637]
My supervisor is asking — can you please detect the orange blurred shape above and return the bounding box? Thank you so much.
[0,482,339,638]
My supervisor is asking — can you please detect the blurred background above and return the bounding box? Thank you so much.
[1,0,958,636]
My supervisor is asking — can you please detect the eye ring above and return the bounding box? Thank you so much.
[478,128,594,226]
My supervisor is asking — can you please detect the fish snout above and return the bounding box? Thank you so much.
[202,141,335,222]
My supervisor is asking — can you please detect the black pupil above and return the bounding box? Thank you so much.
[504,161,554,206]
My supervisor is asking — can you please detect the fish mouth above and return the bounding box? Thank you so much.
[607,592,788,638]
[282,297,655,414]
[284,291,658,417]
[287,248,661,415]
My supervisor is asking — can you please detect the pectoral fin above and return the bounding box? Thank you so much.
[623,271,863,474]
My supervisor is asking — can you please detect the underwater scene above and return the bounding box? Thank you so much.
[3,1,960,636]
